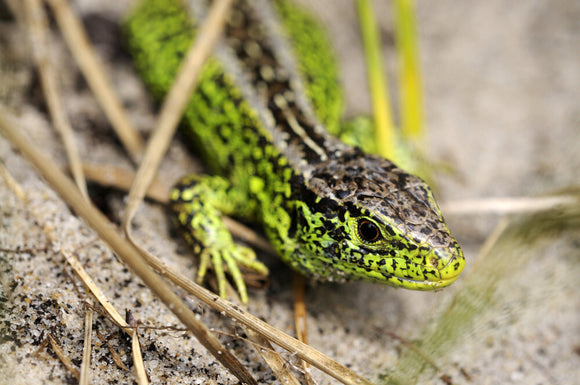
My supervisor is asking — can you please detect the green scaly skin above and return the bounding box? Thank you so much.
[125,0,465,303]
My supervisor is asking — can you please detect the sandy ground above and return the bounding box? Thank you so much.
[0,0,579,384]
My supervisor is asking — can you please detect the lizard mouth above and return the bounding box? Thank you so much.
[347,251,464,290]
[392,265,461,290]
[388,247,465,290]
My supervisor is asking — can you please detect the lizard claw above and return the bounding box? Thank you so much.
[197,244,268,304]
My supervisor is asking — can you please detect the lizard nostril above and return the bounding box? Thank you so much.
[429,256,440,269]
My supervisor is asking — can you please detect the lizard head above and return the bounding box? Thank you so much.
[292,150,465,290]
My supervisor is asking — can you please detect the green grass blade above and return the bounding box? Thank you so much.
[393,0,424,144]
[356,0,396,160]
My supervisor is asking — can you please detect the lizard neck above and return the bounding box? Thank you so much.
[215,0,351,178]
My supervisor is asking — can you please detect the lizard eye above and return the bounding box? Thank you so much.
[358,219,381,243]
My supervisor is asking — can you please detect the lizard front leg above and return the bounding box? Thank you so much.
[170,174,268,304]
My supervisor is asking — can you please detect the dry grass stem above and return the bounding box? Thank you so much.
[47,333,81,380]
[81,162,277,253]
[245,332,302,385]
[0,160,26,201]
[131,330,148,385]
[79,301,93,385]
[442,195,579,215]
[96,331,129,371]
[213,276,302,385]
[81,162,170,204]
[23,0,88,199]
[45,0,144,163]
[293,273,316,385]
[292,274,308,346]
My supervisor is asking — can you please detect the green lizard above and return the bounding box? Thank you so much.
[125,0,465,304]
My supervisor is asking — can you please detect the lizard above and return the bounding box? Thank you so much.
[125,0,465,304]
